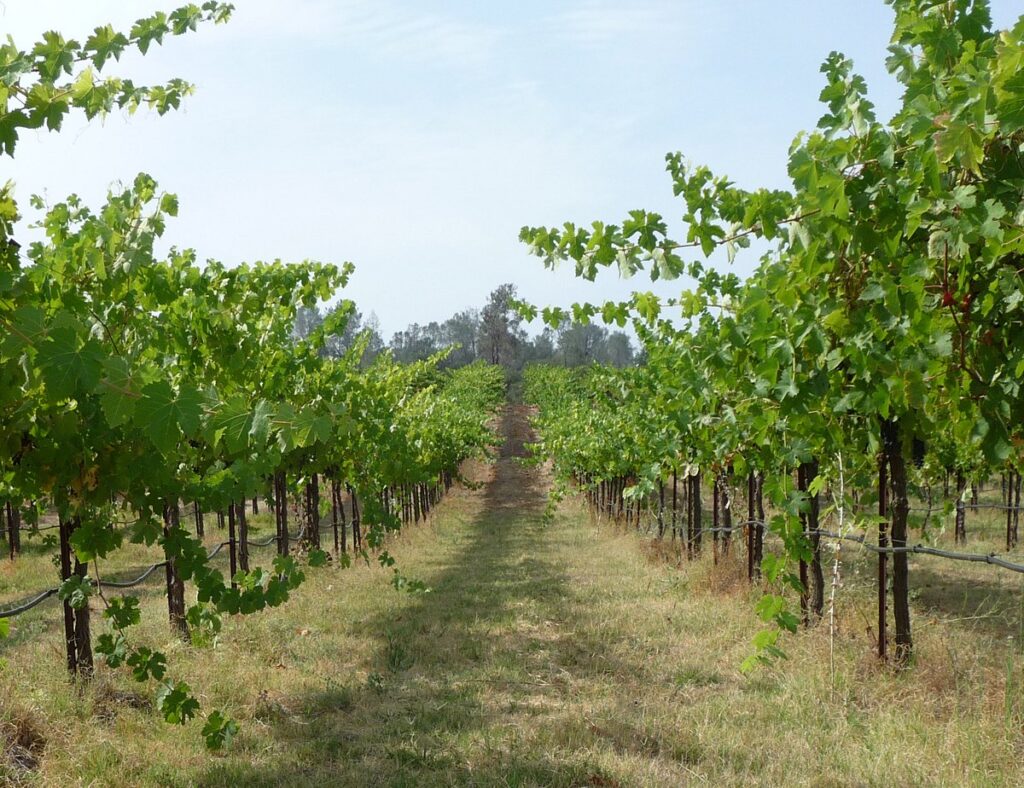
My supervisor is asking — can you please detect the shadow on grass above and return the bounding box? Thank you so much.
[910,562,1024,644]
[197,406,634,787]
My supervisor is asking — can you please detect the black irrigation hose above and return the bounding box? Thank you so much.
[625,507,1024,575]
[0,589,58,618]
[906,503,1024,513]
[812,528,1024,574]
[97,562,167,589]
[7,522,63,533]
[99,533,286,589]
[0,522,337,619]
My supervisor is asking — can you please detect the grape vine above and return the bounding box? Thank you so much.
[519,0,1024,669]
[0,6,504,748]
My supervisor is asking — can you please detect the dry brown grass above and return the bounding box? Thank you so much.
[1,411,1023,785]
[0,697,47,783]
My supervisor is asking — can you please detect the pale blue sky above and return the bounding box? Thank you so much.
[4,1,1021,336]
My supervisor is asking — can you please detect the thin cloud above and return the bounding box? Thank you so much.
[226,0,503,65]
[549,1,682,46]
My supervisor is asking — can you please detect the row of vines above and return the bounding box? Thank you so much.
[518,0,1024,669]
[0,4,505,747]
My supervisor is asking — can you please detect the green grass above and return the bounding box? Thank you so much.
[3,408,1024,785]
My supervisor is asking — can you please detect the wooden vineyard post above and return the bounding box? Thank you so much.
[882,419,912,665]
[163,502,190,642]
[275,470,289,557]
[59,516,93,676]
[339,481,348,554]
[719,471,732,554]
[658,479,665,538]
[1007,470,1020,551]
[684,472,692,558]
[349,485,361,550]
[747,472,755,581]
[797,465,809,626]
[877,450,888,661]
[237,500,249,572]
[805,459,823,619]
[712,474,720,564]
[5,500,21,560]
[690,470,702,557]
[331,478,341,555]
[193,501,204,538]
[1008,470,1016,551]
[1014,473,1022,550]
[671,472,678,541]
[955,470,966,545]
[752,473,764,578]
[228,503,238,590]
[305,473,321,551]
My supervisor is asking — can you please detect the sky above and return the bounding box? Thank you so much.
[3,1,1022,338]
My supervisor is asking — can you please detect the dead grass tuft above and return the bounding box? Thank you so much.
[0,701,46,780]
[92,681,151,723]
[637,535,686,567]
[705,549,750,595]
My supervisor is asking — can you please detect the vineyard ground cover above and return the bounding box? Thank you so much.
[626,484,1024,650]
[2,407,1023,785]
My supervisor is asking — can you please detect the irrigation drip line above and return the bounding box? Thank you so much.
[622,503,1024,573]
[0,522,338,620]
[0,589,58,618]
[98,562,167,589]
[8,501,1018,536]
[3,497,274,534]
[600,503,1024,574]
[812,529,1024,573]
[906,503,1024,513]
[9,522,63,533]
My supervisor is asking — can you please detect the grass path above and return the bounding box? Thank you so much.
[6,405,1024,785]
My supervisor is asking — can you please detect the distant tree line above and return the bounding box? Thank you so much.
[293,283,637,372]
